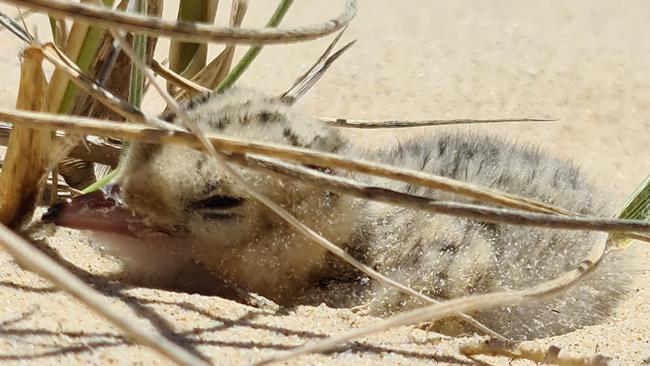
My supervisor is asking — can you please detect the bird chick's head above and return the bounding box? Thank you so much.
[43,89,364,297]
[44,88,352,250]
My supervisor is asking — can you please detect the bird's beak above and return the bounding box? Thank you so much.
[42,184,134,235]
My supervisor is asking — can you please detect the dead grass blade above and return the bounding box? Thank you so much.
[73,0,162,121]
[4,117,647,243]
[230,155,650,240]
[2,109,650,237]
[322,117,558,128]
[42,44,146,122]
[460,339,612,366]
[0,125,120,166]
[279,28,356,105]
[37,43,179,130]
[4,0,358,44]
[153,60,212,95]
[0,9,33,43]
[0,47,52,227]
[0,222,209,366]
[252,239,607,365]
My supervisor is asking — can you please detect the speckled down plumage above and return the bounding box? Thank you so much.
[100,88,631,340]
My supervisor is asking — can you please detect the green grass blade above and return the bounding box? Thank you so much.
[48,16,66,46]
[610,174,650,247]
[215,0,294,92]
[82,0,149,194]
[80,168,119,194]
[128,0,148,109]
[57,0,116,114]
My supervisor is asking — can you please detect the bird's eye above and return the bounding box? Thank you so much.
[192,195,243,210]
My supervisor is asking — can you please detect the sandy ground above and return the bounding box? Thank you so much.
[0,0,649,365]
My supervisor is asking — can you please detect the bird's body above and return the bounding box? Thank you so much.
[46,88,630,340]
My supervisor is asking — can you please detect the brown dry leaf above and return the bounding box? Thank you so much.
[0,47,52,227]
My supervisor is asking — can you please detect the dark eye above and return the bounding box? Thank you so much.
[192,195,243,210]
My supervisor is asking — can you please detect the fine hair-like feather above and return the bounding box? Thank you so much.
[99,88,632,340]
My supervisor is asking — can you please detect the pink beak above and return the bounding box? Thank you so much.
[42,184,136,236]
[42,184,166,237]
[44,184,187,238]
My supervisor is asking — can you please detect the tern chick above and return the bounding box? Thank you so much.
[44,88,631,340]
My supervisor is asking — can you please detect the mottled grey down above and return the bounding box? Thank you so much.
[105,88,630,340]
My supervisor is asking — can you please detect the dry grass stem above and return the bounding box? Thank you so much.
[279,27,355,105]
[0,222,209,366]
[253,240,606,365]
[72,0,162,122]
[0,125,120,166]
[0,10,33,42]
[41,44,147,122]
[460,339,612,366]
[321,116,558,128]
[1,109,649,238]
[4,0,358,44]
[232,155,650,240]
[38,43,181,131]
[5,120,649,242]
[3,24,563,224]
[0,47,51,226]
[172,51,228,100]
[152,60,212,95]
[0,111,617,228]
[6,117,647,242]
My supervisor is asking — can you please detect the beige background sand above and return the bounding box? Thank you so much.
[0,0,649,364]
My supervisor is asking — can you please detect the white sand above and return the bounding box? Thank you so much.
[0,1,648,365]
